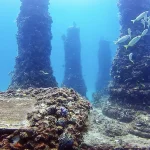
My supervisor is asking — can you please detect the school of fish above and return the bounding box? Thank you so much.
[114,11,150,50]
[114,11,150,64]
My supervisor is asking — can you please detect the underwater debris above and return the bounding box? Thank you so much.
[0,88,90,149]
[1,90,150,149]
[81,105,150,149]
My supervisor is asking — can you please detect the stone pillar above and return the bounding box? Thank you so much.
[96,39,111,93]
[109,0,150,105]
[9,0,57,89]
[62,24,87,97]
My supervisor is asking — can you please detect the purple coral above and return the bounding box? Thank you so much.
[60,107,68,117]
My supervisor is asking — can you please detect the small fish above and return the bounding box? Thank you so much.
[124,35,141,49]
[129,53,134,63]
[131,11,148,24]
[141,19,146,28]
[140,83,146,88]
[128,28,132,38]
[147,19,150,28]
[40,70,49,75]
[147,16,150,23]
[114,35,130,44]
[147,16,150,20]
[141,29,148,36]
[144,14,148,22]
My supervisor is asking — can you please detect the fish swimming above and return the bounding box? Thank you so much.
[40,70,49,75]
[131,11,148,24]
[147,18,150,28]
[144,15,148,22]
[128,28,132,38]
[129,53,134,63]
[147,16,150,20]
[141,29,148,36]
[141,19,146,28]
[124,35,141,49]
[114,35,130,44]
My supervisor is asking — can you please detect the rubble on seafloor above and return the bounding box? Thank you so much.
[0,88,150,149]
[82,99,150,150]
[0,87,91,150]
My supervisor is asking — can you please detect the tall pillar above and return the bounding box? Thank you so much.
[9,0,57,89]
[96,39,111,93]
[62,23,87,97]
[110,0,150,105]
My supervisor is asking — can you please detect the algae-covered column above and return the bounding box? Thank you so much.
[110,0,150,105]
[62,23,87,97]
[96,39,111,93]
[9,0,57,89]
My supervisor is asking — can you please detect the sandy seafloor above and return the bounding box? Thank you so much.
[83,108,150,149]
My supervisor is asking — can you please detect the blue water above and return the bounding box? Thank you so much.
[0,0,119,100]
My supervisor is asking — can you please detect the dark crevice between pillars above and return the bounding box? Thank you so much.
[96,39,111,94]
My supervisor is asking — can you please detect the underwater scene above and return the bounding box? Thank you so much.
[0,0,150,149]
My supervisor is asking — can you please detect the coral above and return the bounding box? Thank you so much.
[58,133,74,150]
[0,88,91,149]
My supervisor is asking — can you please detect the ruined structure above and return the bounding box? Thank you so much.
[9,0,57,89]
[62,24,87,97]
[109,0,150,105]
[96,39,111,93]
[0,88,90,149]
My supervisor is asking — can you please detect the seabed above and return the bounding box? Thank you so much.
[83,108,150,149]
[0,89,150,150]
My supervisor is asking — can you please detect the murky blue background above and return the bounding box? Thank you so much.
[0,0,119,100]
